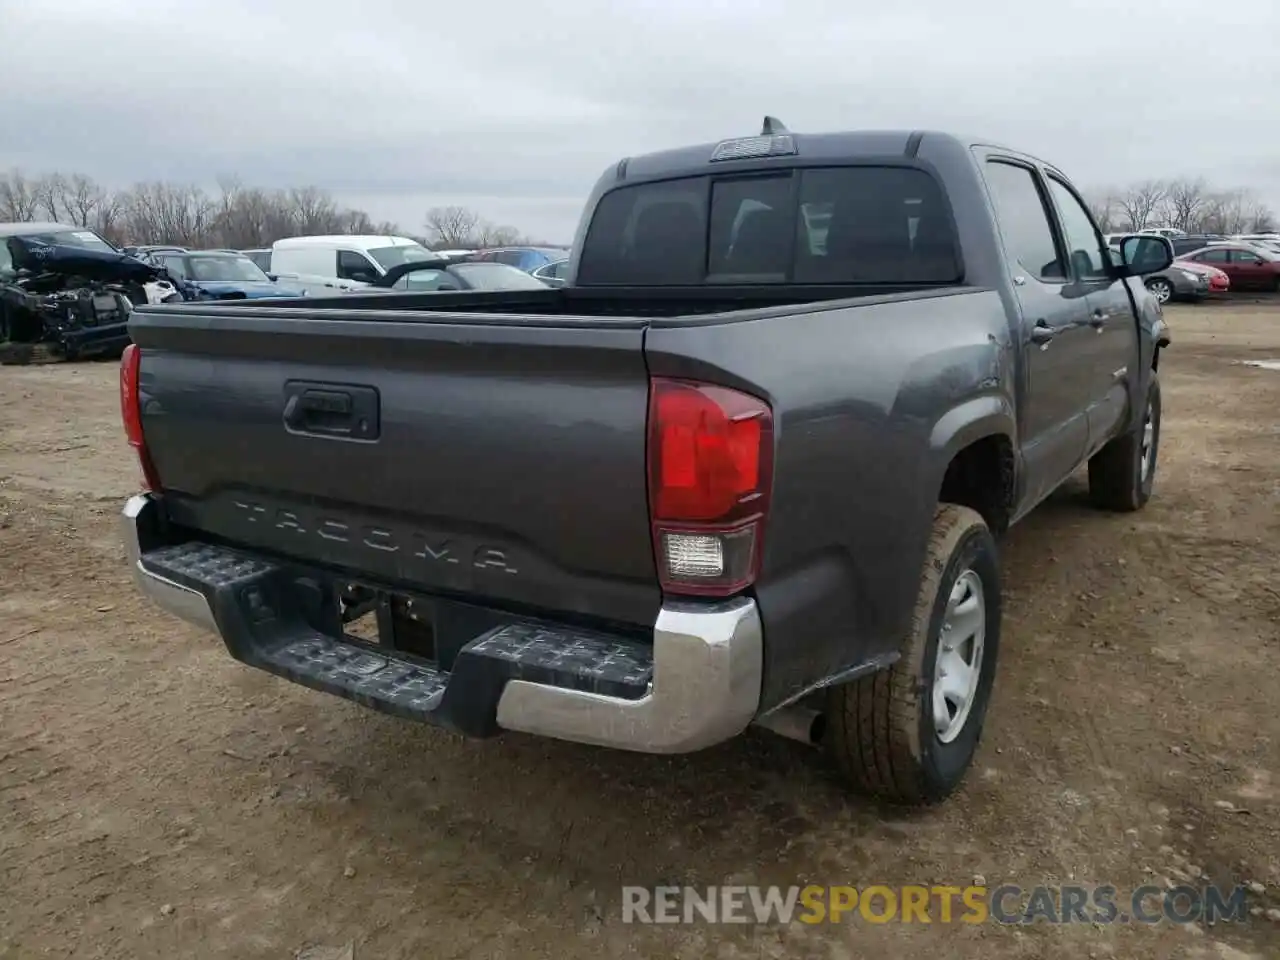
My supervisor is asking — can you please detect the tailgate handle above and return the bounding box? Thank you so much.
[282,381,380,441]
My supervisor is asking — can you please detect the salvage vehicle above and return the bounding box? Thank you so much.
[146,250,308,300]
[1,222,189,361]
[120,122,1172,805]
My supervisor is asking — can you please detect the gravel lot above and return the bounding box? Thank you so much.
[2,302,1278,960]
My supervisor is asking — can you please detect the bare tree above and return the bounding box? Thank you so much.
[33,173,68,222]
[1086,194,1117,233]
[424,205,481,248]
[1160,178,1209,232]
[0,170,42,220]
[1193,189,1275,235]
[62,174,108,227]
[477,223,527,247]
[423,205,530,248]
[1114,180,1169,231]
[2,167,550,251]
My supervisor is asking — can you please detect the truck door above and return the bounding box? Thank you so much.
[1043,174,1139,455]
[979,157,1092,506]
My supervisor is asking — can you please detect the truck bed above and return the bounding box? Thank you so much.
[158,282,971,323]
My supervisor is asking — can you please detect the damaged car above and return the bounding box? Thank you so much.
[0,222,193,362]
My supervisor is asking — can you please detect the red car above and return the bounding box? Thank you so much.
[1176,258,1231,295]
[1178,244,1280,291]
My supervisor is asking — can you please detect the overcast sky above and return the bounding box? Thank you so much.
[1,0,1277,241]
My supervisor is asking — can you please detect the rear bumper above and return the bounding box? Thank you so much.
[122,494,762,753]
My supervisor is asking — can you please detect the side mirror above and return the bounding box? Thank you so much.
[267,273,279,281]
[1117,235,1174,277]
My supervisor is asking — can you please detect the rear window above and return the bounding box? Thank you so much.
[576,166,960,286]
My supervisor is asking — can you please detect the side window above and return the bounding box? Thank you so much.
[1045,177,1108,279]
[982,161,1065,282]
[160,256,187,278]
[1198,248,1229,264]
[552,261,569,279]
[494,250,525,267]
[337,250,376,280]
[1231,249,1261,264]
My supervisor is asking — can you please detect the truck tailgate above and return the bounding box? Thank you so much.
[130,307,660,627]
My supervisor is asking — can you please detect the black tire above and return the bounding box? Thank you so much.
[1088,371,1161,511]
[824,504,1001,806]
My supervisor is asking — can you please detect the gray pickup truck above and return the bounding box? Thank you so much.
[120,121,1173,805]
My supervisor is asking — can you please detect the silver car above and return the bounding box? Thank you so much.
[531,258,570,288]
[1110,245,1207,303]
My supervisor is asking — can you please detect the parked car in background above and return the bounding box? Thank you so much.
[240,248,272,272]
[361,258,550,292]
[1176,259,1231,296]
[1235,236,1280,255]
[1178,243,1280,291]
[123,244,188,261]
[269,235,435,290]
[1109,242,1210,303]
[530,257,570,287]
[149,250,308,299]
[1169,235,1226,256]
[468,246,570,272]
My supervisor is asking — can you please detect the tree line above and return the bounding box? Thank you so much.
[1087,178,1275,235]
[0,168,539,251]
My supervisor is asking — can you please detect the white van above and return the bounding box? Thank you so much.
[269,235,436,291]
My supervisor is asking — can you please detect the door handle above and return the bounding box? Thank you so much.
[282,381,381,440]
[1030,322,1056,346]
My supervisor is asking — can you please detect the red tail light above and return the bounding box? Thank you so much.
[120,344,161,492]
[647,378,773,597]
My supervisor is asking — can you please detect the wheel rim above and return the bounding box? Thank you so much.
[1139,398,1155,482]
[1148,280,1171,303]
[932,569,986,744]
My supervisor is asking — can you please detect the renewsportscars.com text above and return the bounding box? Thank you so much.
[620,884,1249,926]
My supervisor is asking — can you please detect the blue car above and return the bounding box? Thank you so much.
[468,246,570,273]
[149,250,307,299]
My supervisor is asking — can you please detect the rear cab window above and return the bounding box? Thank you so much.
[576,166,961,286]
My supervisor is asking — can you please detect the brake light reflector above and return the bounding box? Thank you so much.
[647,378,773,597]
[120,343,160,492]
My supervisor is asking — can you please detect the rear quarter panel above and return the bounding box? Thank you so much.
[644,289,1016,709]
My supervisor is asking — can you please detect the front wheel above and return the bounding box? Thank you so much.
[824,504,1001,806]
[1088,371,1161,511]
[1145,277,1173,304]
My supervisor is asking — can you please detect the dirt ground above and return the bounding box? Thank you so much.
[1,302,1278,960]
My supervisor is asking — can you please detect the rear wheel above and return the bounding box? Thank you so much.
[824,504,1001,805]
[1088,371,1161,511]
[1145,277,1173,304]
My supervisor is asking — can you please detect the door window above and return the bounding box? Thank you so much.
[982,161,1065,282]
[1230,249,1261,264]
[1195,248,1230,264]
[337,250,378,280]
[1045,177,1108,280]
